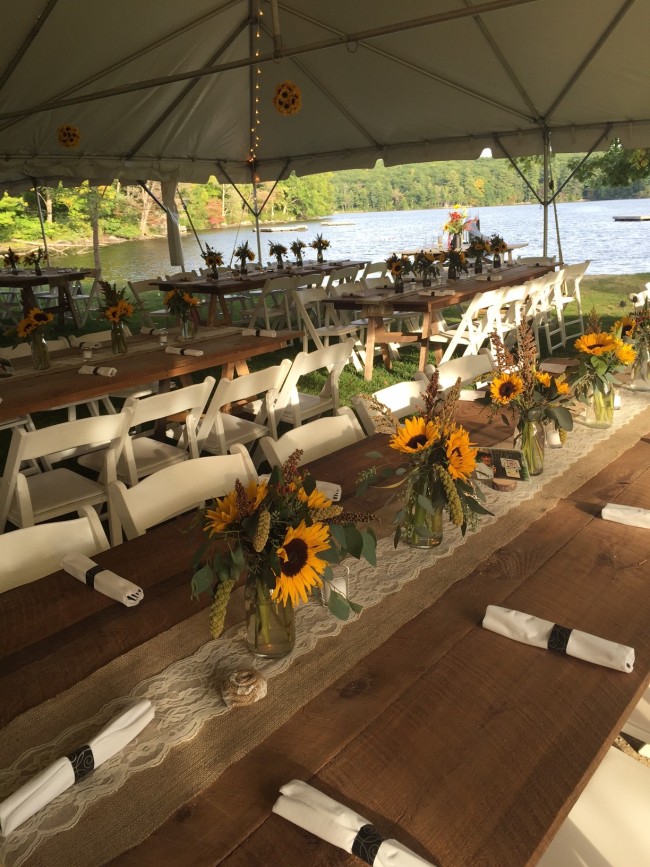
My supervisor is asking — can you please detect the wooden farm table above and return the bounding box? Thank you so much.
[151,260,369,327]
[0,268,94,328]
[330,263,553,380]
[1,401,650,866]
[0,328,300,423]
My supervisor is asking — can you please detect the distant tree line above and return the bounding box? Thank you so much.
[2,144,649,246]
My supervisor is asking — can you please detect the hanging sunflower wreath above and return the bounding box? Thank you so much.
[57,124,81,148]
[273,80,302,116]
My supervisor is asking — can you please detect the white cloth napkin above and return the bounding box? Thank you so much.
[273,780,435,866]
[165,346,203,357]
[61,552,143,606]
[601,503,650,529]
[475,274,502,282]
[139,327,164,335]
[0,700,154,836]
[78,365,117,377]
[482,605,634,673]
[76,341,102,349]
[241,328,277,337]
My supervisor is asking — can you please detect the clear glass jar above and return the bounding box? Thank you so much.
[111,320,128,355]
[30,330,51,370]
[517,408,545,476]
[585,381,614,429]
[245,579,295,658]
[403,468,444,548]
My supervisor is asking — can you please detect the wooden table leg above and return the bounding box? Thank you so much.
[217,294,232,326]
[364,316,378,380]
[419,307,432,370]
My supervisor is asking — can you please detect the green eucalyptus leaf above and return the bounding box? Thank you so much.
[365,450,384,459]
[344,525,364,559]
[327,588,351,621]
[329,523,348,550]
[190,564,214,598]
[360,530,377,566]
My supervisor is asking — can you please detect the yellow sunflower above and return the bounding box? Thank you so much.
[490,373,524,405]
[28,308,53,327]
[182,292,199,306]
[389,416,439,454]
[116,299,134,318]
[16,318,37,338]
[164,290,175,306]
[204,481,267,535]
[535,371,552,388]
[272,521,330,606]
[104,305,121,323]
[445,425,478,481]
[614,316,636,339]
[390,262,403,276]
[615,342,636,366]
[574,332,618,356]
[554,378,571,395]
[297,487,333,510]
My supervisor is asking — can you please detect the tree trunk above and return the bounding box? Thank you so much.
[45,191,53,223]
[139,186,153,237]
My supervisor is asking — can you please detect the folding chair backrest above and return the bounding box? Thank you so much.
[361,261,388,280]
[631,285,650,308]
[327,266,360,288]
[109,446,257,539]
[561,260,589,292]
[516,255,557,266]
[0,506,110,592]
[352,380,426,436]
[197,360,292,450]
[246,276,296,329]
[165,271,198,281]
[259,407,365,468]
[436,352,495,390]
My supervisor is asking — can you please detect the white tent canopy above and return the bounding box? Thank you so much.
[0,0,649,193]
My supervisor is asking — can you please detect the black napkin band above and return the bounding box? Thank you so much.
[548,623,572,654]
[85,565,103,589]
[66,745,95,782]
[352,824,384,865]
[92,366,102,375]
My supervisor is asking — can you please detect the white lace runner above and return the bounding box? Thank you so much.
[0,391,648,864]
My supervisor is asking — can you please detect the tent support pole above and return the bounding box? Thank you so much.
[493,137,543,205]
[177,188,205,255]
[543,131,550,256]
[139,180,185,270]
[31,178,51,267]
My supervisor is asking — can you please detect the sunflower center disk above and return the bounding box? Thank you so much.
[281,538,309,577]
[407,435,429,449]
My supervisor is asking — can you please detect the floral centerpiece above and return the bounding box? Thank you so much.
[234,240,256,275]
[290,239,306,266]
[23,247,45,276]
[486,325,573,474]
[489,234,508,268]
[413,250,440,287]
[443,207,472,250]
[201,244,223,279]
[359,375,490,548]
[191,451,377,658]
[385,253,414,292]
[444,249,468,281]
[269,241,288,269]
[164,286,200,341]
[614,301,650,389]
[15,307,54,370]
[467,238,492,274]
[310,234,330,264]
[571,311,636,428]
[98,282,134,355]
[3,248,20,274]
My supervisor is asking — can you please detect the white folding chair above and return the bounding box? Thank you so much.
[259,407,366,469]
[289,285,364,371]
[621,686,650,756]
[197,360,292,461]
[78,377,216,486]
[352,379,427,436]
[126,279,166,328]
[516,255,557,266]
[0,506,109,593]
[438,288,505,362]
[0,410,134,542]
[545,260,589,350]
[538,747,650,866]
[109,445,257,540]
[245,276,296,331]
[524,270,565,355]
[271,339,356,429]
[416,351,495,397]
[631,285,650,308]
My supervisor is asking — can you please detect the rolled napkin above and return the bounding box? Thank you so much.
[482,605,634,673]
[76,341,103,350]
[78,365,117,377]
[165,346,204,357]
[273,780,435,866]
[241,328,278,338]
[220,670,267,708]
[61,552,144,606]
[0,699,154,836]
[140,326,164,336]
[475,274,502,282]
[601,503,650,529]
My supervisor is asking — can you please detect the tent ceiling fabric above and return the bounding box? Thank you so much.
[0,0,648,190]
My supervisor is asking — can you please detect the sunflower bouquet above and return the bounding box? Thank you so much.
[234,240,256,274]
[14,307,54,369]
[614,301,650,387]
[163,287,200,316]
[412,250,440,286]
[201,244,223,278]
[3,248,21,274]
[487,325,573,474]
[310,234,330,264]
[359,375,490,548]
[191,451,377,656]
[571,312,636,426]
[385,254,414,292]
[98,282,135,355]
[23,247,44,276]
[290,239,306,266]
[269,241,288,268]
[489,234,508,268]
[444,248,468,280]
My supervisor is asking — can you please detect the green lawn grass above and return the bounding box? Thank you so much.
[1,273,648,472]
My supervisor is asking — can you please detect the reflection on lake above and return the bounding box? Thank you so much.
[51,199,650,284]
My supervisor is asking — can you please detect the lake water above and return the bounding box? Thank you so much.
[50,198,650,283]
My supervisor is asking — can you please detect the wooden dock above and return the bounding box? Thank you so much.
[613,215,650,221]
